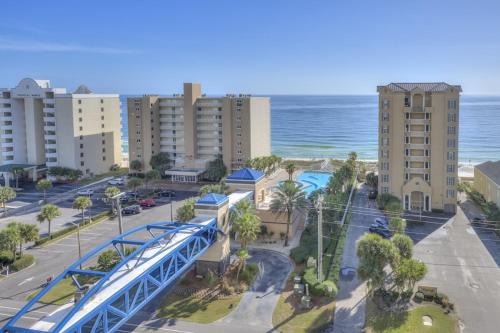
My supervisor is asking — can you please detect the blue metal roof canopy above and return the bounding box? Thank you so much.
[2,219,220,333]
[226,167,265,183]
[196,193,229,206]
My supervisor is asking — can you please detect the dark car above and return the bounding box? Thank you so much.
[373,217,388,228]
[368,190,378,200]
[122,205,141,215]
[369,225,391,238]
[157,190,176,198]
[139,198,156,208]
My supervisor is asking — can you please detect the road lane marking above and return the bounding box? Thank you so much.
[0,306,49,315]
[0,312,39,321]
[18,277,34,286]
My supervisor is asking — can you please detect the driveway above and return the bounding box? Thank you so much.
[412,205,500,333]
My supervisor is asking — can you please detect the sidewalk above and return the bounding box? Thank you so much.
[332,184,374,333]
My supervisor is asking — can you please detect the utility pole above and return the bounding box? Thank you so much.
[111,192,125,254]
[170,199,175,221]
[317,195,323,282]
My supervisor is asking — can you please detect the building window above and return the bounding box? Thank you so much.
[102,156,106,161]
[382,174,389,183]
[447,151,456,160]
[79,126,83,131]
[405,112,410,119]
[405,173,409,181]
[447,177,455,186]
[100,99,104,103]
[78,108,82,113]
[80,152,84,157]
[102,133,105,137]
[80,135,83,140]
[81,161,84,166]
[382,112,389,121]
[101,124,105,128]
[102,148,106,153]
[383,99,390,109]
[78,100,82,104]
[405,136,410,144]
[382,137,389,146]
[425,112,431,119]
[448,112,456,122]
[405,124,410,132]
[102,140,105,144]
[425,137,430,144]
[447,126,456,135]
[382,187,389,193]
[447,164,455,173]
[382,125,389,134]
[425,124,431,132]
[447,139,456,148]
[404,94,411,107]
[80,144,84,148]
[425,149,430,156]
[448,99,457,110]
[101,116,104,120]
[425,173,430,182]
[447,189,456,198]
[79,117,82,122]
[101,107,104,112]
[425,161,430,169]
[405,149,409,156]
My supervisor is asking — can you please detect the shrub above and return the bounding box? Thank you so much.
[434,292,449,305]
[10,254,34,272]
[240,263,258,284]
[259,225,268,236]
[414,291,424,302]
[0,250,14,265]
[303,267,337,298]
[205,270,218,287]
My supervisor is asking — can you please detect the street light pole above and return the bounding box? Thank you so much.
[110,192,125,254]
[170,199,175,221]
[317,195,323,282]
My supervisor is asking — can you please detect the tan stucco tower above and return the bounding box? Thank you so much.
[194,193,231,274]
[377,83,462,214]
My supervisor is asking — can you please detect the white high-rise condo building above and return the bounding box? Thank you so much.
[0,78,122,185]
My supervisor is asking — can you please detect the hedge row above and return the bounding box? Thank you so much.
[35,211,110,246]
[10,254,35,272]
[303,267,338,298]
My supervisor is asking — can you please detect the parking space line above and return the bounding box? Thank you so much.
[0,312,39,321]
[48,243,75,247]
[0,306,49,315]
[33,249,66,254]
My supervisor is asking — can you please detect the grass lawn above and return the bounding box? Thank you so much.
[27,278,77,305]
[78,168,128,185]
[157,293,243,324]
[365,300,458,333]
[272,292,335,333]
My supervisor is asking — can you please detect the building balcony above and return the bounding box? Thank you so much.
[45,152,58,158]
[43,107,55,113]
[197,125,221,131]
[197,140,219,147]
[0,116,12,122]
[45,143,57,149]
[45,134,57,140]
[2,124,13,130]
[405,167,426,174]
[407,155,429,162]
[160,139,184,145]
[196,101,223,108]
[1,132,13,139]
[44,125,56,131]
[0,107,11,112]
[2,151,14,157]
[197,132,219,139]
[407,131,430,138]
[46,160,58,167]
[405,143,429,150]
[197,147,221,155]
[405,119,430,125]
[197,117,221,123]
[0,98,11,104]
[43,98,55,104]
[159,100,184,108]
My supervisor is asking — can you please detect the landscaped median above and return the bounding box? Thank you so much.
[34,211,111,246]
[157,263,259,323]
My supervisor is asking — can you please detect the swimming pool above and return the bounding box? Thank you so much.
[296,171,333,195]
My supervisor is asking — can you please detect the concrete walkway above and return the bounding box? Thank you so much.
[332,185,377,333]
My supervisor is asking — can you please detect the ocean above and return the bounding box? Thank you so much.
[120,95,500,164]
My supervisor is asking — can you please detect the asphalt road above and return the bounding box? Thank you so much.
[412,201,500,333]
[0,190,195,328]
[332,184,376,333]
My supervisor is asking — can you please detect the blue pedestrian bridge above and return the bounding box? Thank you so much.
[1,217,219,333]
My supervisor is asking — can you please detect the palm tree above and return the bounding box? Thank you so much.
[270,181,308,247]
[230,199,261,250]
[36,179,53,203]
[73,196,93,224]
[145,169,161,190]
[19,223,39,256]
[127,177,143,196]
[105,186,120,213]
[73,196,92,265]
[129,160,142,176]
[235,248,250,281]
[0,226,20,262]
[0,186,16,212]
[11,167,24,189]
[283,162,296,181]
[37,204,61,238]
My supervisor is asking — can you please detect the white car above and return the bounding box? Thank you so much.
[77,189,94,196]
[108,178,124,185]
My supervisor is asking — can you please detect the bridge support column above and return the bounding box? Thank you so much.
[194,193,231,275]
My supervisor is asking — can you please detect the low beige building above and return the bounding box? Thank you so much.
[0,78,122,181]
[127,83,271,178]
[377,82,462,214]
[474,161,500,208]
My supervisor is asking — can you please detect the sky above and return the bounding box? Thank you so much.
[1,0,500,95]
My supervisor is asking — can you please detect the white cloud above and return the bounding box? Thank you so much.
[0,37,140,54]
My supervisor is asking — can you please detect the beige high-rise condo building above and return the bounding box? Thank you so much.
[377,83,461,214]
[128,83,270,181]
[0,78,122,184]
